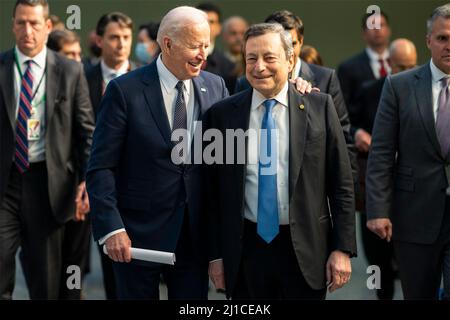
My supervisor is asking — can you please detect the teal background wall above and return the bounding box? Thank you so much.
[0,0,447,68]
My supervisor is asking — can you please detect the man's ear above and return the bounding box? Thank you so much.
[163,37,172,53]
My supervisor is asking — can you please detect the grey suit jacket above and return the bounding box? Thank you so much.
[366,64,449,244]
[0,49,95,224]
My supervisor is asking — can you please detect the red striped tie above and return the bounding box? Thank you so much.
[15,60,34,173]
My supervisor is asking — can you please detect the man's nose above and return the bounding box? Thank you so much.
[24,22,33,36]
[254,58,266,71]
[198,46,208,60]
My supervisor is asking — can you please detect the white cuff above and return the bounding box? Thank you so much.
[98,228,126,245]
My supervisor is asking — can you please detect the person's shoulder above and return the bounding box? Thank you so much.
[0,49,14,63]
[210,88,251,113]
[308,63,334,76]
[389,65,423,84]
[114,63,152,87]
[51,50,82,72]
[338,50,367,70]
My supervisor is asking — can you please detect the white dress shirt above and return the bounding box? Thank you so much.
[366,47,391,79]
[14,46,47,163]
[244,82,290,225]
[291,58,301,80]
[430,59,450,122]
[101,59,129,87]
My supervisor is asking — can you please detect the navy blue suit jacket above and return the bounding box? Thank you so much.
[87,61,229,264]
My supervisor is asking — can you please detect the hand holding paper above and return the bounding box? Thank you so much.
[103,245,176,265]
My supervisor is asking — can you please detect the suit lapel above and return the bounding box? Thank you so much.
[92,64,103,113]
[141,62,172,147]
[299,60,316,87]
[231,89,253,215]
[288,85,308,200]
[46,50,60,125]
[414,65,443,158]
[192,75,209,119]
[0,50,17,130]
[361,50,376,79]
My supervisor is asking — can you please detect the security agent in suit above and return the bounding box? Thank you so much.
[0,0,94,300]
[337,11,391,140]
[196,2,237,94]
[207,23,356,300]
[353,39,417,300]
[366,5,450,299]
[234,10,357,182]
[85,12,137,300]
[86,6,229,300]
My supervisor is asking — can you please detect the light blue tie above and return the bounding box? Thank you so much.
[257,99,279,243]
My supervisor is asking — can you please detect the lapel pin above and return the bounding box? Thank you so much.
[298,104,305,110]
[200,87,207,92]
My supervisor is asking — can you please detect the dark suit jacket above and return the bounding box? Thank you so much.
[0,49,95,224]
[337,50,376,135]
[204,49,237,95]
[353,78,385,135]
[366,64,449,244]
[85,61,138,119]
[206,84,356,296]
[86,61,229,264]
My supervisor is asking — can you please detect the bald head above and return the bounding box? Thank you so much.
[157,6,209,47]
[389,38,417,74]
[222,16,249,55]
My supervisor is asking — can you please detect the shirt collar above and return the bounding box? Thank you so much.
[15,45,47,70]
[208,42,215,55]
[430,59,450,83]
[251,81,289,111]
[291,58,301,80]
[101,59,130,81]
[366,47,389,61]
[156,55,191,96]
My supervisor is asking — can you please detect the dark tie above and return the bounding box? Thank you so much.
[15,60,34,173]
[173,81,187,161]
[436,77,450,157]
[378,58,388,78]
[257,99,279,243]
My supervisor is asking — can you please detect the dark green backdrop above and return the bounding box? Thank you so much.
[0,0,447,68]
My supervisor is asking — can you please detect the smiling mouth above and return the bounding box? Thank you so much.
[188,61,203,68]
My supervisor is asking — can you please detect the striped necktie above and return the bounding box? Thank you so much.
[15,60,34,173]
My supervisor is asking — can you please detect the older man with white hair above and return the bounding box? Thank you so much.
[86,6,229,299]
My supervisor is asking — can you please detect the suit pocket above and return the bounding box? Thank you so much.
[396,165,413,177]
[118,195,151,211]
[306,131,325,145]
[394,176,414,192]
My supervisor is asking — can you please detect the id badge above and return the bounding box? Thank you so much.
[27,119,40,141]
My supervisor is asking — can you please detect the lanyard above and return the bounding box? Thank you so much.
[14,49,46,107]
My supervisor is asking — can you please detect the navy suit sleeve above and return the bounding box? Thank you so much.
[86,80,128,241]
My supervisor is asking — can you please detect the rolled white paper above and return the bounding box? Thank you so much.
[103,245,176,265]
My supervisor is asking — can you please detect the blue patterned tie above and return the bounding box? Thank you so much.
[257,99,279,243]
[15,60,34,173]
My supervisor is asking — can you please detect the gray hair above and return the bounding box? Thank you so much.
[243,23,294,59]
[157,6,208,47]
[427,4,450,35]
